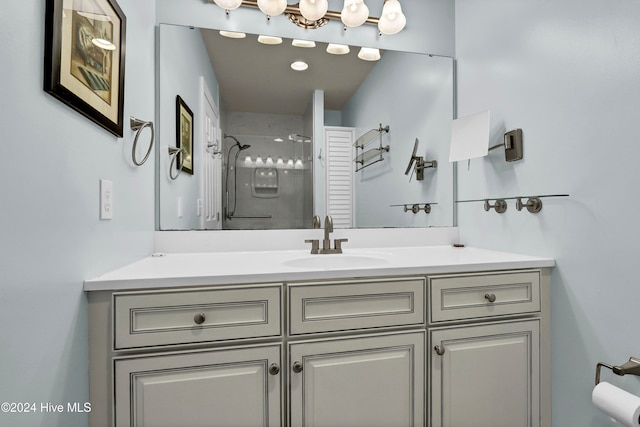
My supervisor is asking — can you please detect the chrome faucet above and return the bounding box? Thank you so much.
[305,215,347,254]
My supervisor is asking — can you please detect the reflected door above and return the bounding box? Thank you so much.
[200,77,222,229]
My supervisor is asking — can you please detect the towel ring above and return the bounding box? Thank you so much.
[168,146,185,180]
[130,117,154,166]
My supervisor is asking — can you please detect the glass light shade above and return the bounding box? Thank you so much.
[213,0,242,10]
[294,159,304,169]
[244,156,253,165]
[326,43,350,55]
[341,0,369,27]
[357,47,380,61]
[258,35,283,45]
[92,38,116,50]
[378,0,406,35]
[287,159,294,168]
[257,0,287,16]
[299,0,329,21]
[255,156,264,166]
[266,156,274,166]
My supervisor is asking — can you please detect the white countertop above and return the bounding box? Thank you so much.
[83,246,555,291]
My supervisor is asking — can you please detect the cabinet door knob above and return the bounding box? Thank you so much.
[193,312,206,325]
[434,345,445,356]
[269,363,280,376]
[292,361,304,373]
[484,293,497,303]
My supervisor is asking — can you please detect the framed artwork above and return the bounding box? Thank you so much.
[176,96,194,175]
[44,0,126,137]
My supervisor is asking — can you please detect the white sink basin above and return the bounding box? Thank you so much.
[282,253,389,270]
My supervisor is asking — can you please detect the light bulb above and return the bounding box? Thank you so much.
[213,0,242,10]
[257,0,287,17]
[341,0,369,27]
[378,0,406,35]
[299,0,328,21]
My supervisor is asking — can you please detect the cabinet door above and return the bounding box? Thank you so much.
[114,345,281,427]
[289,332,425,427]
[430,320,540,427]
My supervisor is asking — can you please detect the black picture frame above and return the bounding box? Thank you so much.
[176,95,194,175]
[44,0,126,137]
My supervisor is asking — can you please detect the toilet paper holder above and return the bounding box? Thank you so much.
[596,357,640,385]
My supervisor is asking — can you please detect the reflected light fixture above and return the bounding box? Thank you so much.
[291,60,309,71]
[378,0,406,35]
[213,0,242,11]
[357,47,380,61]
[257,0,287,17]
[257,35,283,44]
[292,39,316,48]
[219,30,246,38]
[341,0,369,27]
[299,0,329,21]
[208,0,406,35]
[92,38,116,50]
[326,43,350,55]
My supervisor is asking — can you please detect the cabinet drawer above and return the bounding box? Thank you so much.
[429,271,540,323]
[114,285,282,349]
[289,277,425,335]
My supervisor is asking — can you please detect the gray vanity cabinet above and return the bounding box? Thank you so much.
[427,270,550,427]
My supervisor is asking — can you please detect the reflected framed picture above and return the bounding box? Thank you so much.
[44,0,126,137]
[176,95,194,175]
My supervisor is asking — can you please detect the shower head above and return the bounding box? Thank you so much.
[224,134,251,151]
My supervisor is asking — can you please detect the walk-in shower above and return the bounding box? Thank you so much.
[222,133,313,229]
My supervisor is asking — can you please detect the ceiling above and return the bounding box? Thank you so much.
[200,28,382,115]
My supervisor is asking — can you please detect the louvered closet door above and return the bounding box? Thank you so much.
[325,127,355,228]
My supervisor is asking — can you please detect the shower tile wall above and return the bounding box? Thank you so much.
[223,112,313,230]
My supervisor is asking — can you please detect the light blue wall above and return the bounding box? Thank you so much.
[455,0,640,425]
[158,24,220,230]
[0,1,155,426]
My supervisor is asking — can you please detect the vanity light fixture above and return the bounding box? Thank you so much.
[291,60,309,71]
[208,0,406,35]
[257,34,283,44]
[357,47,380,61]
[326,43,350,55]
[244,155,253,165]
[219,30,246,38]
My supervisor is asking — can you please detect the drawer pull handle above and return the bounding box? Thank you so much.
[434,345,445,356]
[484,293,497,303]
[292,361,304,373]
[269,363,280,376]
[193,312,206,325]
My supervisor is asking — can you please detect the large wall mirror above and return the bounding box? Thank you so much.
[158,23,454,231]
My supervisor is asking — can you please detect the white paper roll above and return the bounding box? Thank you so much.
[593,382,640,427]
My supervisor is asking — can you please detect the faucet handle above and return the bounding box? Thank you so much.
[305,239,320,254]
[334,238,348,253]
[312,215,321,229]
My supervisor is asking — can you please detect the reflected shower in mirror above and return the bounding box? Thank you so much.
[157,24,454,231]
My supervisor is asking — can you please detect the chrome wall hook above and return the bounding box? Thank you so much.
[130,117,154,166]
[484,199,507,213]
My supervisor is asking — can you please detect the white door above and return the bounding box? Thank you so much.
[289,332,424,427]
[430,320,540,427]
[200,77,222,229]
[114,345,282,427]
[324,127,355,228]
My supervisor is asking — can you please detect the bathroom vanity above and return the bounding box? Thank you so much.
[85,245,553,427]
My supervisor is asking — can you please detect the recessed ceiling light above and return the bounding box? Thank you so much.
[219,30,246,39]
[291,61,309,71]
[326,43,350,55]
[357,47,381,61]
[258,35,283,45]
[292,39,316,48]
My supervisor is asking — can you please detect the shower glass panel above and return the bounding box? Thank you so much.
[222,133,313,230]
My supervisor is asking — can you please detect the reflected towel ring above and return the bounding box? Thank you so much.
[130,117,155,166]
[168,146,185,180]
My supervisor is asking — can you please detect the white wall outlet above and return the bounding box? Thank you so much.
[100,179,113,220]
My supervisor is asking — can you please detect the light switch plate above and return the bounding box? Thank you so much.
[100,179,113,220]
